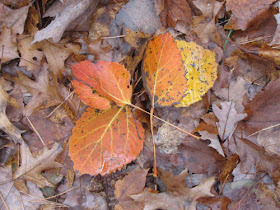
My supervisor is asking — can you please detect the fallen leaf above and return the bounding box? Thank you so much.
[193,112,218,134]
[34,39,80,78]
[0,167,45,210]
[25,6,40,35]
[225,0,275,30]
[115,168,148,210]
[270,13,280,45]
[0,4,30,37]
[72,60,132,109]
[198,196,231,210]
[154,0,192,28]
[199,131,225,157]
[244,78,280,135]
[175,40,218,107]
[114,0,161,34]
[192,0,223,45]
[32,0,97,43]
[88,3,122,40]
[213,101,247,140]
[69,106,145,176]
[17,35,43,71]
[219,154,239,183]
[132,168,216,210]
[87,39,114,61]
[6,64,63,116]
[13,142,63,188]
[257,128,280,156]
[0,26,19,63]
[230,136,280,186]
[142,33,187,107]
[0,83,23,143]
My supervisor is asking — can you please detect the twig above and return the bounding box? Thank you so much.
[248,123,280,137]
[26,116,46,147]
[47,91,74,118]
[101,35,125,39]
[0,192,9,210]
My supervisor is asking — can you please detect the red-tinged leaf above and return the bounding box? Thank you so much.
[69,106,145,176]
[142,33,188,107]
[72,60,133,109]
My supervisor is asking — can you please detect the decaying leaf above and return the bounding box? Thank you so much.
[0,83,23,143]
[270,13,280,45]
[213,102,247,140]
[175,40,218,107]
[13,142,63,188]
[142,33,187,107]
[0,26,19,63]
[72,60,132,109]
[69,106,144,176]
[115,168,148,210]
[131,168,216,210]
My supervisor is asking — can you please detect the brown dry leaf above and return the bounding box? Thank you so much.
[88,3,122,40]
[32,0,97,43]
[0,4,30,37]
[257,128,280,156]
[154,0,192,28]
[270,13,280,45]
[25,6,40,35]
[88,38,114,61]
[0,167,45,209]
[219,154,239,183]
[199,131,225,157]
[115,168,148,210]
[213,101,247,140]
[131,168,216,210]
[17,35,43,71]
[124,29,151,49]
[193,112,218,134]
[34,40,80,77]
[244,78,280,135]
[13,141,63,188]
[192,0,223,45]
[225,0,275,30]
[0,26,19,63]
[6,64,63,116]
[230,136,280,186]
[0,83,23,143]
[198,196,231,210]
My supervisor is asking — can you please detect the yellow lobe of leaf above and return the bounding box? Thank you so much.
[175,41,218,107]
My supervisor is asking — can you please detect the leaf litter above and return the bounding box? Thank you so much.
[0,0,279,209]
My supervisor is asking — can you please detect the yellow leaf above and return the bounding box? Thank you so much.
[175,41,218,107]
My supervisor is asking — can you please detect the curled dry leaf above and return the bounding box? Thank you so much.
[175,40,218,107]
[69,106,144,176]
[142,33,187,107]
[72,60,132,109]
[199,131,225,157]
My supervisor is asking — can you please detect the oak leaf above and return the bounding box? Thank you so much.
[72,60,132,109]
[69,106,144,176]
[175,40,218,107]
[13,142,63,188]
[0,83,23,143]
[142,33,187,107]
[0,26,19,63]
[131,168,215,210]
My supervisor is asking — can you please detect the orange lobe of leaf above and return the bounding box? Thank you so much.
[72,60,132,109]
[142,33,188,107]
[69,106,145,176]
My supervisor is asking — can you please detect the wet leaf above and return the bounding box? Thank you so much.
[175,41,218,107]
[69,106,144,176]
[72,60,132,109]
[142,33,187,107]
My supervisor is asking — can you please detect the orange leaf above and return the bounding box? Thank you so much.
[69,106,145,176]
[72,60,132,109]
[142,33,188,107]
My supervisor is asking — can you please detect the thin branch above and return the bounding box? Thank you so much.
[26,116,46,147]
